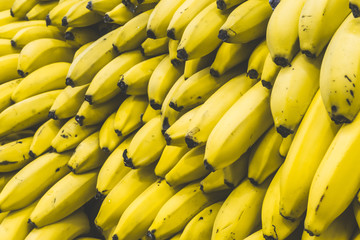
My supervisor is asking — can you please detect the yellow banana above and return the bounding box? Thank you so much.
[260,52,281,89]
[12,62,70,102]
[0,39,20,56]
[0,0,15,11]
[65,26,100,48]
[0,10,19,27]
[25,1,59,21]
[154,145,189,178]
[62,0,102,27]
[0,78,21,113]
[183,50,216,79]
[46,0,80,26]
[142,102,161,123]
[123,0,159,13]
[0,53,20,84]
[86,0,122,14]
[243,230,264,240]
[168,39,184,67]
[140,37,169,57]
[0,136,33,172]
[29,170,98,228]
[0,152,71,212]
[73,40,93,60]
[99,113,124,152]
[104,2,155,25]
[10,0,38,18]
[0,171,17,192]
[247,40,269,79]
[216,0,246,10]
[0,130,34,146]
[0,20,46,39]
[279,129,296,158]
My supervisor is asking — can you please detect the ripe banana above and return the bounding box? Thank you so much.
[0,130,34,146]
[266,0,307,66]
[95,165,156,231]
[25,1,59,21]
[84,50,144,104]
[142,103,161,123]
[212,178,271,239]
[29,170,98,228]
[12,62,70,102]
[65,26,100,48]
[299,0,350,58]
[86,0,122,14]
[168,39,184,67]
[0,152,71,212]
[183,51,216,79]
[140,37,169,57]
[350,0,360,17]
[0,136,33,172]
[0,20,46,39]
[271,52,322,137]
[279,130,295,158]
[260,52,281,89]
[216,0,246,10]
[242,230,264,240]
[0,10,19,27]
[99,113,124,152]
[62,0,102,28]
[46,0,80,26]
[247,40,269,79]
[279,91,340,221]
[49,84,89,120]
[248,126,283,185]
[0,171,16,192]
[29,119,66,158]
[0,0,15,11]
[0,39,20,56]
[17,38,75,77]
[10,0,38,18]
[51,117,99,153]
[0,78,21,113]
[167,0,213,40]
[177,2,232,61]
[123,115,166,169]
[218,0,273,44]
[185,73,256,148]
[114,95,147,137]
[111,179,179,240]
[154,145,189,178]
[148,55,184,110]
[118,54,166,95]
[123,0,159,13]
[0,53,20,84]
[204,81,272,171]
[73,41,93,60]
[0,89,61,138]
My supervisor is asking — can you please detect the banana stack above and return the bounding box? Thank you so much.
[0,0,360,239]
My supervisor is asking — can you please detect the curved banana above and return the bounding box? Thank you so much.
[84,50,144,104]
[0,130,34,146]
[17,38,75,77]
[25,1,59,21]
[247,40,269,79]
[0,152,71,212]
[29,119,66,158]
[73,41,93,60]
[154,145,189,178]
[0,10,19,27]
[271,52,322,137]
[260,52,281,89]
[122,0,159,13]
[266,0,307,66]
[185,73,256,148]
[203,81,272,171]
[0,0,15,12]
[99,113,124,152]
[0,78,21,113]
[46,0,80,26]
[0,20,46,39]
[65,26,100,48]
[49,84,89,120]
[142,103,161,123]
[140,37,169,57]
[0,89,61,138]
[218,0,273,44]
[279,130,295,158]
[0,171,17,192]
[0,39,20,56]
[0,53,20,84]
[10,0,37,19]
[29,170,98,228]
[86,0,122,14]
[114,95,147,137]
[62,0,102,28]
[183,51,216,79]
[243,230,264,240]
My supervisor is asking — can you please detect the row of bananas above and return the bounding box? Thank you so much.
[0,0,360,239]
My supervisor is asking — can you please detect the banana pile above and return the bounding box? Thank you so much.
[1,0,360,239]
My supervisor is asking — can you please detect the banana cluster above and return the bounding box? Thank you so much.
[0,0,360,239]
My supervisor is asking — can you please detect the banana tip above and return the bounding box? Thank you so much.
[68,165,76,173]
[45,15,51,26]
[149,99,161,110]
[263,235,276,240]
[224,180,235,189]
[48,110,58,120]
[17,69,26,77]
[118,79,128,93]
[162,118,170,135]
[147,29,156,39]
[115,129,122,136]
[86,1,92,10]
[164,133,171,145]
[278,211,297,222]
[102,147,110,153]
[204,160,215,172]
[147,230,156,240]
[350,3,360,18]
[169,101,183,112]
[304,228,318,237]
[261,80,272,89]
[177,48,188,61]
[10,40,16,48]
[62,16,68,27]
[95,190,105,200]
[248,178,259,186]
[185,136,198,149]
[64,32,75,41]
[75,115,84,126]
[209,68,220,77]
[269,0,281,9]
[112,234,119,240]
[216,0,226,10]
[167,28,176,40]
[104,14,113,23]
[9,9,14,17]
[218,29,229,42]
[276,125,293,138]
[84,95,93,105]
[123,149,136,169]
[247,69,258,79]
[274,57,290,67]
[65,77,75,87]
[301,50,316,58]
[170,58,182,67]
[28,219,38,228]
[330,112,351,125]
[28,150,36,159]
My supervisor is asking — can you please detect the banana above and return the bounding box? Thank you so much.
[0,10,19,27]
[0,152,71,212]
[86,0,122,14]
[65,26,100,48]
[29,170,97,228]
[0,39,20,56]
[114,95,148,137]
[262,167,302,240]
[350,0,360,17]
[0,78,21,113]
[0,136,33,172]
[95,165,157,231]
[154,145,189,178]
[353,230,360,240]
[29,119,66,158]
[84,50,144,104]
[271,52,322,137]
[260,52,281,89]
[168,39,184,67]
[247,40,269,79]
[25,210,90,240]
[49,84,89,120]
[96,133,134,197]
[62,0,102,28]
[104,2,155,25]
[185,73,256,148]
[169,66,243,112]
[148,55,184,110]
[142,102,161,123]
[0,130,34,146]
[243,230,264,240]
[112,9,153,53]
[279,129,296,158]
[210,41,257,77]
[75,95,124,126]
[12,62,70,102]
[164,106,200,146]
[183,51,216,79]
[279,91,340,221]
[203,81,272,171]
[177,2,232,61]
[320,14,360,124]
[46,0,80,26]
[212,178,271,239]
[118,54,166,95]
[216,0,246,10]
[266,0,307,67]
[17,38,75,77]
[111,179,179,240]
[0,171,17,192]
[304,106,360,236]
[179,201,223,240]
[0,200,38,240]
[123,115,166,169]
[0,90,61,138]
[10,0,38,19]
[218,0,273,44]
[99,113,124,152]
[0,53,20,84]
[0,20,46,39]
[51,117,99,153]
[140,37,169,57]
[123,0,159,13]
[0,0,15,11]
[67,131,108,174]
[65,26,120,87]
[248,126,283,185]
[167,0,213,40]
[164,145,209,186]
[146,0,185,39]
[73,40,93,60]
[25,1,59,21]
